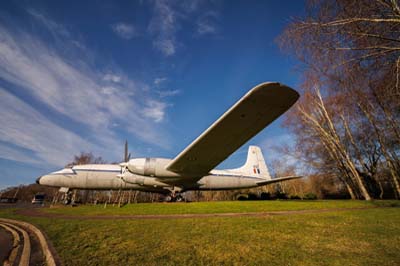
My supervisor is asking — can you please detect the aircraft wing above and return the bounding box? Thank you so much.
[166,82,299,176]
[256,176,303,186]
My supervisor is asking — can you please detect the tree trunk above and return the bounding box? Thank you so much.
[359,102,400,198]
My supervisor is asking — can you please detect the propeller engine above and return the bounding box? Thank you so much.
[117,141,181,178]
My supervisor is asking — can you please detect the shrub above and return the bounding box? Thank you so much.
[260,192,271,200]
[237,195,247,201]
[247,193,259,200]
[303,193,317,200]
[275,191,288,199]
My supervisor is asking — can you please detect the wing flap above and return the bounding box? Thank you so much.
[166,82,299,176]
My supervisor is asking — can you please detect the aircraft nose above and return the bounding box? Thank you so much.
[36,176,42,184]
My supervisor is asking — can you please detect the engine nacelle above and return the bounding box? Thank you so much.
[120,172,169,187]
[126,158,146,175]
[125,158,181,178]
[121,174,145,185]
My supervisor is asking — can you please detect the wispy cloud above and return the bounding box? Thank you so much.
[0,142,41,165]
[27,8,87,52]
[157,89,180,98]
[142,100,168,123]
[111,23,137,39]
[154,77,167,85]
[148,0,178,56]
[0,89,95,166]
[147,1,221,56]
[0,15,174,166]
[154,39,176,56]
[26,8,70,38]
[196,11,218,35]
[103,73,122,83]
[152,77,180,98]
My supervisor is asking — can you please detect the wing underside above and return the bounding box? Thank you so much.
[166,82,299,177]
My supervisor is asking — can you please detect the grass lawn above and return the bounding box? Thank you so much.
[42,199,399,216]
[1,200,399,266]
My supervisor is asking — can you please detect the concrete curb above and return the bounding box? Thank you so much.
[3,222,30,266]
[0,223,20,266]
[0,218,57,266]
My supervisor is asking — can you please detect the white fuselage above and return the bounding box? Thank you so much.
[37,162,265,194]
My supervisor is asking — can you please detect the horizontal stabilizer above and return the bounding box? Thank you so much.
[256,175,303,186]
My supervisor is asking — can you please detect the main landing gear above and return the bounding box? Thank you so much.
[165,187,185,202]
[164,194,185,202]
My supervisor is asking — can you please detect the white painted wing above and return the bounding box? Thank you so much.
[166,82,299,176]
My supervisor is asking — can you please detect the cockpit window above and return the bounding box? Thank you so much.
[51,168,75,175]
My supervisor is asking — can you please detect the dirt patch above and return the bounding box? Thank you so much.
[16,206,380,220]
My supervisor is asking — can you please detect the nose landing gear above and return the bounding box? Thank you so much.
[57,187,75,205]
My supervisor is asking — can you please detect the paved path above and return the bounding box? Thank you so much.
[16,206,380,220]
[0,218,60,266]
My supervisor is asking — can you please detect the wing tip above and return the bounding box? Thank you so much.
[253,82,299,97]
[250,82,300,107]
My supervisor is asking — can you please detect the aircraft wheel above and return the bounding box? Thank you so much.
[63,198,71,205]
[164,196,172,202]
[175,195,184,202]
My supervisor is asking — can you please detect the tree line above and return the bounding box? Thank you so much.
[277,0,400,199]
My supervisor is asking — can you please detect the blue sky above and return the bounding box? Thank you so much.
[0,0,305,189]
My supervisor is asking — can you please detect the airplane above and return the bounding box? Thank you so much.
[37,82,302,202]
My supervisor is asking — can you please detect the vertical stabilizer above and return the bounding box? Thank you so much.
[238,146,271,180]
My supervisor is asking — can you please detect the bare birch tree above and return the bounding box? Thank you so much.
[278,0,400,199]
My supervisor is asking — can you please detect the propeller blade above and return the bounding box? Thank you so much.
[120,140,130,176]
[124,140,128,162]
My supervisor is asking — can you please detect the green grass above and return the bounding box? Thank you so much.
[1,200,399,266]
[42,200,399,216]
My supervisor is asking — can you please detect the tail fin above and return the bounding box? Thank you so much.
[238,146,271,180]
